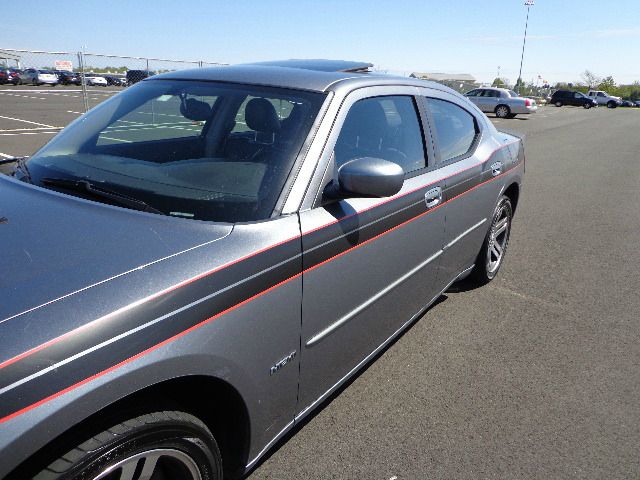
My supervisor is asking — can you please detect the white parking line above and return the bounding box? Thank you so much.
[100,136,132,143]
[0,152,13,158]
[67,110,84,114]
[0,127,61,132]
[0,131,58,136]
[0,115,59,128]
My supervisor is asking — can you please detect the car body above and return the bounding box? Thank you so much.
[103,74,126,86]
[635,100,640,108]
[587,90,622,108]
[85,74,108,86]
[0,68,20,85]
[619,99,635,107]
[126,69,154,85]
[464,87,538,118]
[19,68,59,86]
[0,60,524,480]
[549,90,597,108]
[54,70,81,86]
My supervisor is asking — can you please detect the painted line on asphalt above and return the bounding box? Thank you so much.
[0,152,14,158]
[67,110,84,114]
[0,127,62,132]
[0,115,58,128]
[0,131,58,136]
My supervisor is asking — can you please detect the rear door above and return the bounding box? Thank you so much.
[297,87,445,412]
[421,92,507,283]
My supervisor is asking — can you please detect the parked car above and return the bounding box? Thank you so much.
[0,68,21,85]
[85,74,108,86]
[620,99,635,107]
[635,100,640,108]
[464,87,537,118]
[19,68,59,86]
[549,90,597,108]
[103,74,126,86]
[54,70,81,86]
[0,60,524,480]
[126,69,154,85]
[587,90,622,108]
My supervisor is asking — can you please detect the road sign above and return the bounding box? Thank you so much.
[54,60,73,71]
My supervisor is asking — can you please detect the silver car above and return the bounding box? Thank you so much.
[18,68,59,86]
[465,87,537,118]
[0,60,524,480]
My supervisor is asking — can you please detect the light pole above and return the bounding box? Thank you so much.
[517,0,534,93]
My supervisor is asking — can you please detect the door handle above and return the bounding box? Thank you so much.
[490,161,503,176]
[424,186,442,209]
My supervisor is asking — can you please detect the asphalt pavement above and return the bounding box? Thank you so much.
[1,92,638,479]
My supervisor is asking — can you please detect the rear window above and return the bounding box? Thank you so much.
[426,98,478,163]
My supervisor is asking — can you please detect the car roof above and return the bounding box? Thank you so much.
[150,59,443,93]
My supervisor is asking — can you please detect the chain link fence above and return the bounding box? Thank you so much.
[0,48,226,110]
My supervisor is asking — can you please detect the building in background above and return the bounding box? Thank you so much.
[410,72,477,93]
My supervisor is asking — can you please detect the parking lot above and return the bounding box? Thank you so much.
[1,90,639,479]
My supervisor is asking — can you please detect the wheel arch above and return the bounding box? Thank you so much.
[503,182,520,214]
[8,375,251,480]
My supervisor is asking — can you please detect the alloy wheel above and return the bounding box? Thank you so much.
[92,448,202,480]
[487,205,510,274]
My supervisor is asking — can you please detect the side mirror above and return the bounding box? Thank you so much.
[330,157,404,199]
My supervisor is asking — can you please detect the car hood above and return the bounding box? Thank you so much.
[0,175,232,321]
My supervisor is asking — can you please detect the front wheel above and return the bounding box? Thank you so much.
[554,101,562,107]
[583,102,592,109]
[468,195,513,286]
[34,411,223,480]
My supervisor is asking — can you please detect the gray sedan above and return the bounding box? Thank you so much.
[0,60,524,480]
[465,87,538,118]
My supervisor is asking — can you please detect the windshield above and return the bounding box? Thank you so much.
[25,80,325,222]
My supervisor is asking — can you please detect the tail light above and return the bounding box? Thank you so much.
[525,99,533,107]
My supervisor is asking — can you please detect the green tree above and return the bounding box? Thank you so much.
[492,77,506,87]
[597,76,616,94]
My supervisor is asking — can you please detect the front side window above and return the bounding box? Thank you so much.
[427,98,478,163]
[466,89,480,97]
[24,81,325,222]
[334,96,426,174]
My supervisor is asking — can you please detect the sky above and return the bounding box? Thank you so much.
[4,0,640,85]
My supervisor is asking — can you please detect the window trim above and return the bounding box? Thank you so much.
[419,96,482,168]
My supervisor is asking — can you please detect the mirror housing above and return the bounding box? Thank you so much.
[329,157,404,199]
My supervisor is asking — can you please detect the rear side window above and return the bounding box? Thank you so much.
[426,98,478,163]
[334,96,426,174]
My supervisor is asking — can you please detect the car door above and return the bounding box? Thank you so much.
[297,88,445,412]
[421,93,508,283]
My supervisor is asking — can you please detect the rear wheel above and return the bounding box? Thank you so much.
[495,105,510,118]
[34,411,223,480]
[468,195,513,286]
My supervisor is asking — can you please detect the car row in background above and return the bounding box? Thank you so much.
[549,90,598,108]
[0,68,128,87]
[464,87,538,118]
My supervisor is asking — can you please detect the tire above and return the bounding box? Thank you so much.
[34,411,223,480]
[607,101,617,109]
[583,102,592,109]
[554,101,562,107]
[495,105,510,118]
[468,195,513,286]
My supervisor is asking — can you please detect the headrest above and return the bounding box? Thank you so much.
[245,98,281,133]
[180,98,212,121]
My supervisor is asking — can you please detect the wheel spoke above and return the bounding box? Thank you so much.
[118,462,139,480]
[495,217,508,236]
[138,453,160,480]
